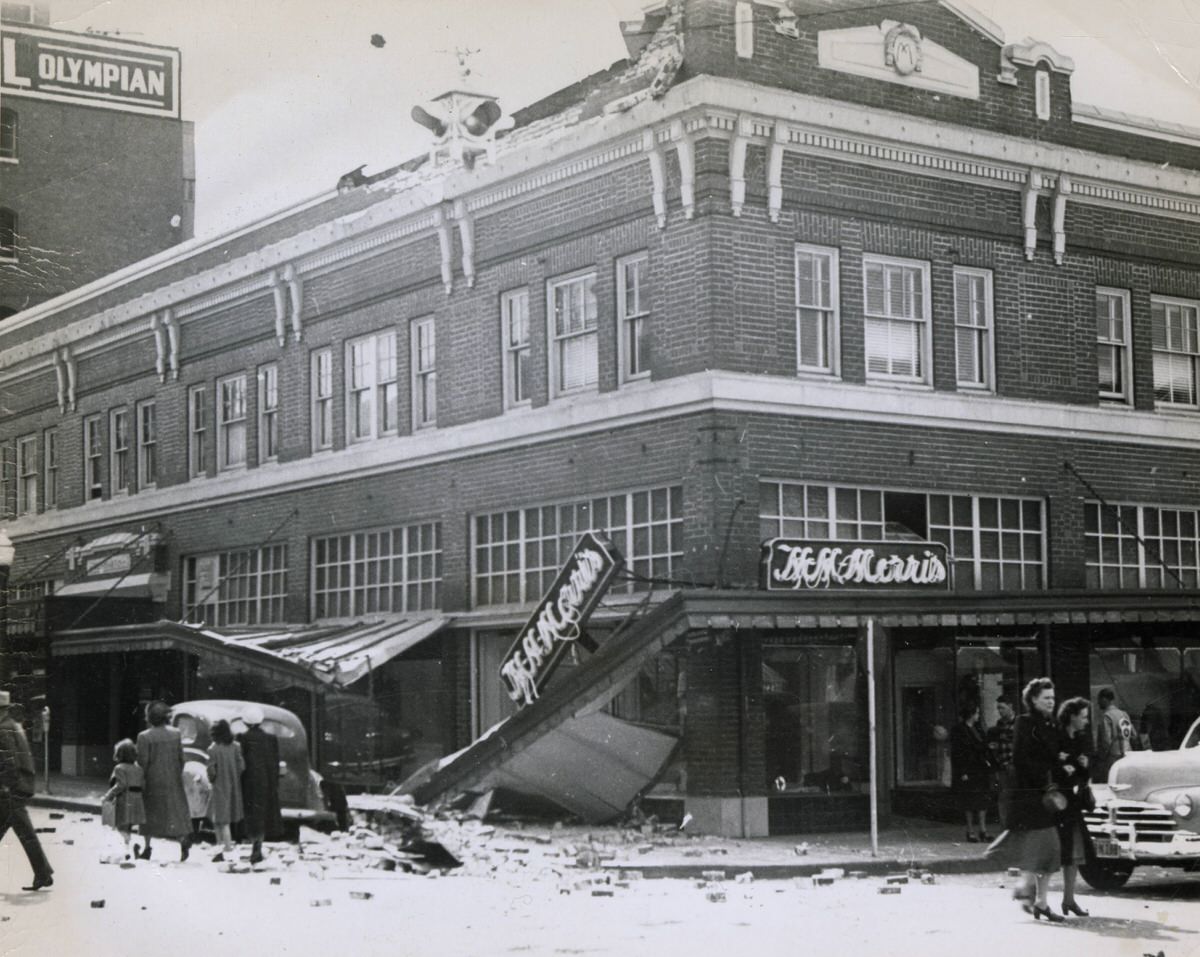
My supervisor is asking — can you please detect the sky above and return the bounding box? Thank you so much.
[37,0,1200,239]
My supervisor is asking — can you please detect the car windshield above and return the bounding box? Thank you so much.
[1184,720,1200,750]
[174,715,200,745]
[262,718,295,739]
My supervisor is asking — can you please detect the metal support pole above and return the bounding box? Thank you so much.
[867,618,879,858]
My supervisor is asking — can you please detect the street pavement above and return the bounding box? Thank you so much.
[3,805,1200,957]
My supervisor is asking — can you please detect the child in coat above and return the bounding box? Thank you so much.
[101,738,146,860]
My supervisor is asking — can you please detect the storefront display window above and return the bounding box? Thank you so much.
[763,644,866,794]
[1091,646,1200,750]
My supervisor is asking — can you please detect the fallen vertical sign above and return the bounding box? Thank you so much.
[499,532,624,707]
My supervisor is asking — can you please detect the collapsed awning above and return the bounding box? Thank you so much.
[54,572,169,602]
[50,616,451,690]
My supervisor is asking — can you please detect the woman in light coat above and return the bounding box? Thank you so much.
[135,700,193,862]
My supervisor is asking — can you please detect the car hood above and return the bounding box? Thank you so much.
[1110,749,1200,802]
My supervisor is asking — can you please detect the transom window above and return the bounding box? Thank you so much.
[548,271,598,396]
[794,244,839,375]
[346,331,398,442]
[312,522,442,618]
[183,546,288,626]
[759,481,1045,591]
[501,289,531,408]
[411,317,436,429]
[110,408,130,494]
[1152,296,1200,408]
[1097,288,1131,402]
[84,415,103,501]
[16,434,36,515]
[1086,501,1200,589]
[188,384,207,478]
[137,400,156,489]
[953,267,993,390]
[217,375,247,470]
[312,348,333,451]
[862,256,930,382]
[618,253,651,382]
[473,485,684,607]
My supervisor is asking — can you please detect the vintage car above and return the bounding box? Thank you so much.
[1082,715,1200,889]
[170,699,337,830]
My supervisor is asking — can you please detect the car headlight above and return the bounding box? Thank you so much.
[1174,795,1193,818]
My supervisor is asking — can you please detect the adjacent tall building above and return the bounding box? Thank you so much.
[2,0,1199,835]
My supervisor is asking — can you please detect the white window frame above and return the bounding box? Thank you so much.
[311,348,333,451]
[862,254,932,384]
[345,330,398,443]
[411,316,437,430]
[110,407,130,494]
[84,414,103,501]
[1152,295,1200,409]
[794,244,840,376]
[1035,70,1051,121]
[0,106,16,162]
[258,363,279,463]
[312,522,442,619]
[952,266,994,390]
[501,289,531,409]
[184,545,288,627]
[1085,500,1200,589]
[16,433,35,515]
[216,374,247,471]
[42,427,57,510]
[136,399,157,489]
[617,252,651,383]
[188,384,207,479]
[1096,287,1132,403]
[547,270,599,397]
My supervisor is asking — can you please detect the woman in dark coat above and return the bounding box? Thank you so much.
[951,701,995,842]
[238,705,282,865]
[135,700,192,861]
[1008,677,1063,922]
[1055,697,1096,917]
[206,719,244,863]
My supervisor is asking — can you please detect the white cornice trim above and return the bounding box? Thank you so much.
[7,371,1198,543]
[1074,102,1200,150]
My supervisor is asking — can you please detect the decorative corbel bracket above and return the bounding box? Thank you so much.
[669,119,695,221]
[1021,170,1043,261]
[59,346,76,412]
[643,129,667,229]
[1052,174,1071,266]
[269,269,288,345]
[767,122,787,224]
[434,206,454,294]
[163,308,179,378]
[150,313,167,382]
[729,114,752,217]
[282,264,303,341]
[453,198,476,288]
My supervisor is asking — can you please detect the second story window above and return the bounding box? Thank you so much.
[188,384,207,478]
[953,267,994,390]
[110,408,130,494]
[312,348,333,451]
[43,428,57,510]
[137,400,157,489]
[258,364,278,462]
[217,375,247,470]
[16,434,36,515]
[863,255,930,383]
[618,253,651,381]
[0,207,16,261]
[84,415,103,501]
[411,317,436,429]
[501,289,531,409]
[795,244,839,375]
[346,331,397,442]
[548,271,598,396]
[0,107,16,160]
[1152,296,1199,408]
[1097,288,1131,402]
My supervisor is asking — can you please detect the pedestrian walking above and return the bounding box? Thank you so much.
[101,738,146,860]
[207,719,244,863]
[136,700,193,862]
[1055,696,1096,917]
[1093,687,1137,782]
[950,701,995,842]
[986,694,1016,828]
[0,689,54,891]
[1009,676,1064,922]
[239,705,282,865]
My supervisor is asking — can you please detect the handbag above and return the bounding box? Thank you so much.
[1079,783,1096,813]
[1041,784,1068,813]
[101,797,117,829]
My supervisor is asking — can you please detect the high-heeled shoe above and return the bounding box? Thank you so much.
[979,832,993,841]
[965,832,979,843]
[1032,905,1065,923]
[1061,900,1089,917]
[138,844,152,860]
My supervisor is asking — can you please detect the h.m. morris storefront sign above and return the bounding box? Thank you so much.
[499,532,624,707]
[762,539,950,591]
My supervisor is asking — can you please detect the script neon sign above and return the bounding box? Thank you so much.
[762,539,949,591]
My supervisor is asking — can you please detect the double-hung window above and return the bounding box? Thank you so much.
[1096,288,1131,402]
[16,434,36,514]
[217,375,247,470]
[501,289,531,408]
[1152,296,1200,408]
[953,267,994,390]
[863,256,930,382]
[136,400,157,488]
[0,207,15,261]
[110,408,130,494]
[617,253,651,382]
[347,331,398,442]
[311,348,333,451]
[0,107,16,160]
[411,317,436,429]
[84,415,103,500]
[42,428,57,510]
[548,271,598,396]
[188,385,207,478]
[794,245,839,375]
[258,363,278,462]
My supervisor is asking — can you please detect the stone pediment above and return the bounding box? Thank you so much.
[818,20,980,100]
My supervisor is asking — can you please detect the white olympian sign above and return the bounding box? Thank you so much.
[0,25,180,118]
[762,539,949,591]
[499,532,624,707]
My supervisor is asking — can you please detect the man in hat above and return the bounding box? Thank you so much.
[0,690,54,890]
[238,704,282,865]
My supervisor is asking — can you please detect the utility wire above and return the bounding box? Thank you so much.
[64,523,164,631]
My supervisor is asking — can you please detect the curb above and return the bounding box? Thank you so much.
[602,855,1004,880]
[27,795,102,814]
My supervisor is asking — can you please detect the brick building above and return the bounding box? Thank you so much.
[0,1,194,317]
[2,0,1200,835]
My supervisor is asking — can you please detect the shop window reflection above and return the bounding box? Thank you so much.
[1091,646,1200,751]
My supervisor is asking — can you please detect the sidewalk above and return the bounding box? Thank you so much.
[27,774,1008,879]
